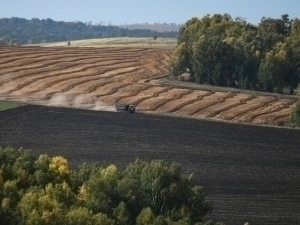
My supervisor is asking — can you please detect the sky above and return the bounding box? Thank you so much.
[1,0,300,25]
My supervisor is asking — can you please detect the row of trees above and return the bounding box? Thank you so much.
[0,17,177,45]
[0,147,216,225]
[169,14,300,93]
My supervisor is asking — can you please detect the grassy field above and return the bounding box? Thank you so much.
[0,101,22,111]
[1,105,299,225]
[26,37,177,50]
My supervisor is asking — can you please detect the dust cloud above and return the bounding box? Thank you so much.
[47,93,116,112]
[47,93,71,107]
[93,102,116,112]
[0,92,116,112]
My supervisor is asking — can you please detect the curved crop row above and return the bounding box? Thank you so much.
[0,46,296,125]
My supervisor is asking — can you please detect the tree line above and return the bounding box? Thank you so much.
[0,146,217,225]
[0,17,177,45]
[169,14,300,94]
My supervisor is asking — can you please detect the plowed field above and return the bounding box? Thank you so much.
[0,105,299,225]
[0,46,297,126]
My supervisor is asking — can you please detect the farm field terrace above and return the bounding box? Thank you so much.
[0,105,299,225]
[0,45,298,126]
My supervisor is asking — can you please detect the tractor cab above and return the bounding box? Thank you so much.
[115,104,136,113]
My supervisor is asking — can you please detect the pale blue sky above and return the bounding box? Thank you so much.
[1,0,300,25]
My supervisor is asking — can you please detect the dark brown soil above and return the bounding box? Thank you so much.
[0,105,299,225]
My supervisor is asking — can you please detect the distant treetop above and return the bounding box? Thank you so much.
[0,17,178,45]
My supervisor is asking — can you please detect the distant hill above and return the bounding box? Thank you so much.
[118,23,181,32]
[0,18,178,45]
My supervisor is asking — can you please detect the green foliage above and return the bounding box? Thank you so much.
[0,147,216,225]
[152,215,168,225]
[113,201,129,225]
[66,207,113,225]
[170,13,300,93]
[69,162,100,192]
[18,188,65,225]
[66,207,95,225]
[136,207,155,225]
[49,156,70,179]
[289,100,300,126]
[0,101,22,111]
[169,42,190,76]
[116,159,212,223]
[258,44,288,92]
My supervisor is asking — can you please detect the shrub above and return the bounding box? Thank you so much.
[289,100,300,126]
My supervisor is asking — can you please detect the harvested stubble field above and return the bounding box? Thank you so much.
[0,44,297,125]
[28,37,178,50]
[0,105,299,225]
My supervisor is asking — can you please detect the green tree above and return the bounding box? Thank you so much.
[170,13,300,94]
[169,42,190,77]
[152,215,168,225]
[44,182,76,209]
[289,100,300,126]
[49,156,70,179]
[93,212,115,225]
[33,154,54,186]
[66,207,95,225]
[136,207,155,225]
[66,207,114,225]
[286,21,300,89]
[0,147,216,225]
[119,159,212,224]
[69,162,100,193]
[258,45,288,92]
[1,180,20,225]
[258,23,300,93]
[192,34,235,86]
[82,164,120,214]
[113,201,130,225]
[18,187,65,225]
[117,159,148,221]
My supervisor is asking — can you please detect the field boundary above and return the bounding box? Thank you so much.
[159,77,300,100]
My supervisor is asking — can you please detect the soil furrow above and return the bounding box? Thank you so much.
[99,84,150,104]
[119,86,173,106]
[240,99,296,123]
[197,94,252,118]
[10,66,141,97]
[156,90,209,113]
[171,92,227,115]
[218,97,277,121]
[0,54,138,72]
[231,97,279,122]
[1,61,140,95]
[253,106,295,124]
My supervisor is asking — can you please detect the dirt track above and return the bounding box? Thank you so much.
[0,46,297,125]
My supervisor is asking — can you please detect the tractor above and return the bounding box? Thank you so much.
[115,104,136,113]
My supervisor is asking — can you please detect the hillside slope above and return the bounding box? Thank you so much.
[0,45,296,126]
